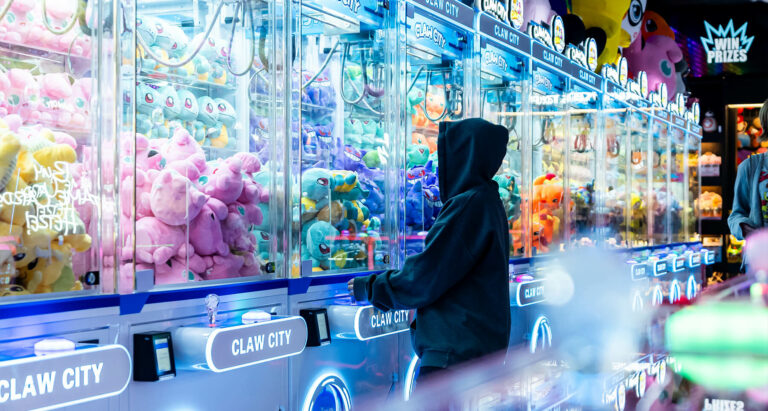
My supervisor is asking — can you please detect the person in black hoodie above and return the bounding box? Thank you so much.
[348,118,511,380]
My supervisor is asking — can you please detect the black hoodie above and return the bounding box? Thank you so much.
[353,118,511,368]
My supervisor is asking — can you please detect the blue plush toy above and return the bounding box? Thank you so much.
[407,144,430,168]
[302,167,333,211]
[405,180,432,228]
[493,173,522,222]
[136,83,168,138]
[301,220,340,271]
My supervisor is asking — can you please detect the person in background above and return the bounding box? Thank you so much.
[348,118,512,382]
[728,99,768,246]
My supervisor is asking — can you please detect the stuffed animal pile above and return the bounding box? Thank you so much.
[0,70,92,131]
[0,114,93,296]
[113,129,270,286]
[0,0,92,57]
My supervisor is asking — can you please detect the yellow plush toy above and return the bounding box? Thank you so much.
[572,0,632,70]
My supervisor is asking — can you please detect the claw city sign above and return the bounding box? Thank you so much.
[700,20,754,64]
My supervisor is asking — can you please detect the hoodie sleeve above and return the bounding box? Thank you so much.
[728,158,753,240]
[353,194,484,310]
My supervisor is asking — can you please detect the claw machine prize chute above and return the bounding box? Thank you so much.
[398,0,474,255]
[526,13,568,256]
[294,0,397,276]
[117,0,284,290]
[476,11,529,258]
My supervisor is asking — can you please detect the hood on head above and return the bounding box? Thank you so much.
[437,118,509,201]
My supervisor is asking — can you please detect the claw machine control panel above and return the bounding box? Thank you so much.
[476,10,530,260]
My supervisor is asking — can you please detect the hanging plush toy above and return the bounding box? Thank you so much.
[571,0,631,70]
[624,33,683,101]
[619,0,647,48]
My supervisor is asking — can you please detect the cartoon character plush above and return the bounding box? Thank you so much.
[301,168,333,213]
[131,216,193,265]
[619,0,647,48]
[195,96,218,145]
[192,33,228,85]
[209,98,235,148]
[407,144,429,168]
[189,198,229,256]
[136,82,167,138]
[301,220,339,271]
[631,35,682,101]
[149,169,207,226]
[202,157,244,204]
[159,85,182,127]
[494,173,522,222]
[571,0,631,69]
[412,132,437,154]
[161,127,205,168]
[405,180,432,229]
[6,69,41,122]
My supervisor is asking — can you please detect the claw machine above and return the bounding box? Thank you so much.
[0,1,132,410]
[116,0,301,409]
[669,106,688,244]
[600,58,630,248]
[477,9,529,261]
[526,14,568,256]
[287,0,409,407]
[686,118,702,242]
[393,0,477,400]
[565,39,601,248]
[626,73,652,249]
[650,84,671,246]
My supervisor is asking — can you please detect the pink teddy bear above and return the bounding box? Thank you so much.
[189,197,230,256]
[149,169,207,226]
[203,157,244,204]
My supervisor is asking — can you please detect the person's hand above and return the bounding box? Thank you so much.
[741,223,756,238]
[347,279,354,295]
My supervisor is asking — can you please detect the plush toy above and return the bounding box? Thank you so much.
[571,0,631,69]
[202,157,244,204]
[0,0,37,45]
[619,0,647,48]
[209,98,235,148]
[412,132,436,154]
[522,0,557,32]
[38,73,74,128]
[301,220,339,271]
[159,85,181,125]
[189,197,229,256]
[407,144,429,168]
[149,169,207,226]
[7,69,41,122]
[494,173,522,222]
[161,127,205,168]
[344,118,364,147]
[301,167,333,211]
[234,152,262,174]
[195,96,218,144]
[192,33,228,85]
[136,82,167,138]
[131,216,193,265]
[405,180,432,229]
[533,173,564,212]
[204,254,245,280]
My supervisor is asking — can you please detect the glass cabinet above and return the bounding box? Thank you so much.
[650,115,670,245]
[686,125,702,241]
[669,121,686,243]
[602,86,630,247]
[292,0,397,275]
[477,14,528,259]
[116,0,285,291]
[397,0,474,257]
[628,106,651,247]
[0,0,104,298]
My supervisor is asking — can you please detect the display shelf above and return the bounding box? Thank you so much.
[0,40,90,65]
[139,69,236,91]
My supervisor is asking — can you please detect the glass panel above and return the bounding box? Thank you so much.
[686,133,700,241]
[402,10,470,256]
[295,0,395,275]
[0,1,101,298]
[651,118,669,245]
[669,125,686,243]
[567,86,598,247]
[480,49,526,258]
[602,96,629,248]
[628,109,650,247]
[117,0,282,290]
[529,67,566,255]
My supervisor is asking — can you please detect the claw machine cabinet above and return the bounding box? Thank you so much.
[526,14,568,256]
[565,39,601,249]
[116,0,297,409]
[625,72,652,249]
[649,85,671,246]
[600,59,631,248]
[393,0,476,400]
[288,0,407,407]
[669,108,688,244]
[476,10,529,262]
[0,1,129,410]
[686,119,702,243]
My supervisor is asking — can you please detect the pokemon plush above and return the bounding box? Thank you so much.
[208,98,235,148]
[619,0,647,48]
[149,169,207,226]
[189,198,229,256]
[202,157,244,204]
[196,96,218,144]
[571,0,631,69]
[625,34,682,101]
[301,221,339,271]
[7,69,41,122]
[407,144,429,168]
[132,216,193,265]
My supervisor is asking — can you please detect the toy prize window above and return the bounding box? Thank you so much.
[628,108,650,247]
[295,0,395,275]
[686,132,701,241]
[651,118,670,245]
[602,96,629,247]
[566,86,598,247]
[669,125,686,243]
[0,0,101,298]
[117,0,282,291]
[529,67,566,255]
